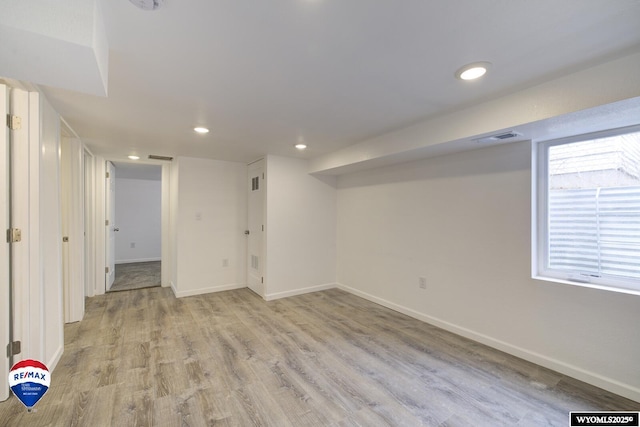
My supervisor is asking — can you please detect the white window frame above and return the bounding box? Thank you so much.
[532,125,640,296]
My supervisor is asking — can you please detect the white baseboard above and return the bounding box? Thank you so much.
[172,282,246,298]
[170,280,177,297]
[265,282,338,301]
[115,257,161,264]
[336,282,640,403]
[47,343,64,373]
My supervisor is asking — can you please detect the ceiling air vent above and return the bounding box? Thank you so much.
[129,0,164,11]
[148,155,173,161]
[475,131,522,144]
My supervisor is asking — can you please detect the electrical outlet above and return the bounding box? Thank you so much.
[419,277,427,289]
[130,242,136,249]
[222,258,229,268]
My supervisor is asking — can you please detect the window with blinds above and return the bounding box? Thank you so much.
[535,126,640,294]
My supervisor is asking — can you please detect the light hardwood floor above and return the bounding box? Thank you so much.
[0,287,636,426]
[110,262,161,292]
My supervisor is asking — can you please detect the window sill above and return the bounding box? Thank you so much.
[532,275,640,297]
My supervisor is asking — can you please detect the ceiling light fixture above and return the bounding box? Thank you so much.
[294,143,307,150]
[128,0,164,11]
[194,127,210,134]
[128,155,140,160]
[455,61,491,81]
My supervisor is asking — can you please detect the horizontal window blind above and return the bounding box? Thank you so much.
[549,186,640,280]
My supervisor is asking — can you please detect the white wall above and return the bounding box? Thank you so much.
[172,156,247,297]
[336,141,640,402]
[264,155,337,300]
[114,177,161,263]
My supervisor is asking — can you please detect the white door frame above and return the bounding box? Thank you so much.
[105,161,116,290]
[94,157,106,295]
[160,163,171,286]
[84,148,96,298]
[0,84,10,402]
[95,159,172,294]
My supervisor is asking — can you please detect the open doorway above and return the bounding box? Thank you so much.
[107,162,162,292]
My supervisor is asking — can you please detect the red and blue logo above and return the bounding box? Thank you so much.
[8,359,50,409]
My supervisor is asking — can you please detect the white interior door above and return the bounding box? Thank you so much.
[0,84,10,401]
[61,137,85,323]
[247,160,265,297]
[105,161,116,289]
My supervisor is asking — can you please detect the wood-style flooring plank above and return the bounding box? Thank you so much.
[111,389,154,427]
[0,286,636,427]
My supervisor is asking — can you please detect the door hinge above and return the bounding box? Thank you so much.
[6,228,21,243]
[7,115,22,130]
[105,267,109,274]
[262,225,264,232]
[106,171,110,178]
[105,219,109,226]
[261,277,264,284]
[6,341,21,357]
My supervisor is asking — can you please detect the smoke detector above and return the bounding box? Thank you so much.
[129,0,164,11]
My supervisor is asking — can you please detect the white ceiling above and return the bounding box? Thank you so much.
[39,0,640,164]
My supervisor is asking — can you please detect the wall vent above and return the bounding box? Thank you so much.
[148,155,173,161]
[475,131,522,144]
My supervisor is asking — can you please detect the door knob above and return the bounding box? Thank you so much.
[114,227,120,232]
[244,230,250,235]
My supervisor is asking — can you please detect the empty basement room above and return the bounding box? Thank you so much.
[1,0,640,426]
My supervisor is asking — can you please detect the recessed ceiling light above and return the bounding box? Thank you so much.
[294,143,308,150]
[128,155,140,160]
[455,62,491,81]
[194,127,209,134]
